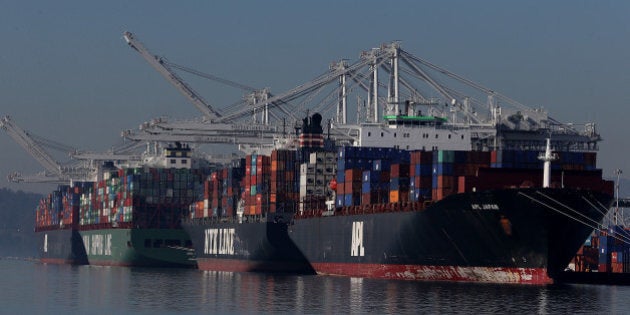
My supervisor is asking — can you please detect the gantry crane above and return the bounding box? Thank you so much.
[122,31,300,151]
[122,32,599,156]
[123,31,224,121]
[0,115,92,183]
[1,115,146,183]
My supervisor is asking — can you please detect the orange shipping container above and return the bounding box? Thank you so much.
[389,190,399,203]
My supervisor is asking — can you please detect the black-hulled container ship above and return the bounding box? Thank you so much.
[180,118,327,274]
[284,113,613,284]
[181,109,613,283]
[35,183,90,264]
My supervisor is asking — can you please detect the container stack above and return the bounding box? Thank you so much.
[574,227,630,273]
[335,146,410,207]
[190,162,245,219]
[271,149,300,214]
[409,151,433,202]
[61,183,91,228]
[572,236,599,272]
[389,163,410,203]
[243,154,271,216]
[35,188,63,230]
[598,232,612,273]
[607,226,630,273]
[336,147,366,207]
[299,151,336,212]
[361,168,389,205]
[432,150,455,201]
[491,150,597,171]
[223,163,245,217]
[80,167,207,229]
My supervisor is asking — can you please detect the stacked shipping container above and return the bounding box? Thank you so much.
[336,147,410,207]
[300,151,336,212]
[572,226,630,273]
[242,154,271,216]
[491,150,596,171]
[79,167,207,229]
[35,183,92,231]
[190,161,245,219]
[410,151,432,202]
[271,150,300,214]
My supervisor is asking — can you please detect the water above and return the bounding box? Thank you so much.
[2,259,629,314]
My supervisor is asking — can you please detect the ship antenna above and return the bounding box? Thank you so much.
[538,138,558,188]
[614,168,623,225]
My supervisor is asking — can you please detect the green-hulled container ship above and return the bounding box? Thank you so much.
[74,143,209,267]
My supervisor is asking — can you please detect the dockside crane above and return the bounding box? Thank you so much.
[1,115,146,183]
[0,115,90,183]
[122,33,598,155]
[123,31,223,121]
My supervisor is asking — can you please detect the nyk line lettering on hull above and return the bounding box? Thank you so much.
[204,228,235,255]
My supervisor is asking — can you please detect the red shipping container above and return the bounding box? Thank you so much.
[437,175,455,188]
[336,182,345,195]
[345,169,362,182]
[458,176,467,193]
[400,190,409,202]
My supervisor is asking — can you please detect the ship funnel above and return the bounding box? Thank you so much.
[538,138,557,188]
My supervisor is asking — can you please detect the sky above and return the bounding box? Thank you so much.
[1,1,630,195]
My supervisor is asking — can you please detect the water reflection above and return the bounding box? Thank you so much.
[7,260,630,314]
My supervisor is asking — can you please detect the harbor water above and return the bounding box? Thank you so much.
[1,259,630,314]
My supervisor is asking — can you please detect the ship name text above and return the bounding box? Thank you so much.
[83,233,112,256]
[204,228,235,255]
[471,204,499,210]
[351,221,365,257]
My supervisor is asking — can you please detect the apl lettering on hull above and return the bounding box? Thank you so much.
[204,228,235,255]
[351,221,365,257]
[82,234,112,256]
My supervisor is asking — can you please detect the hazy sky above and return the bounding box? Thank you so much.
[2,1,629,195]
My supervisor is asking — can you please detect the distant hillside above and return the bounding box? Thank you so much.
[0,188,41,257]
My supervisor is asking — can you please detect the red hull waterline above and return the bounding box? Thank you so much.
[197,258,310,273]
[40,258,75,265]
[312,263,554,285]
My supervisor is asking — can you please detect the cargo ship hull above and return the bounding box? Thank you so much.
[182,215,314,274]
[288,188,611,284]
[36,228,88,265]
[79,228,195,267]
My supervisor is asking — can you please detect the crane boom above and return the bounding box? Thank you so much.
[123,31,222,120]
[1,115,63,177]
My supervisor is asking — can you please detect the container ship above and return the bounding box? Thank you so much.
[35,143,210,267]
[28,40,615,279]
[558,216,630,284]
[282,113,613,284]
[35,183,90,264]
[180,118,327,274]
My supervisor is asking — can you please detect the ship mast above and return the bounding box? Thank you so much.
[614,168,623,225]
[539,138,557,188]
